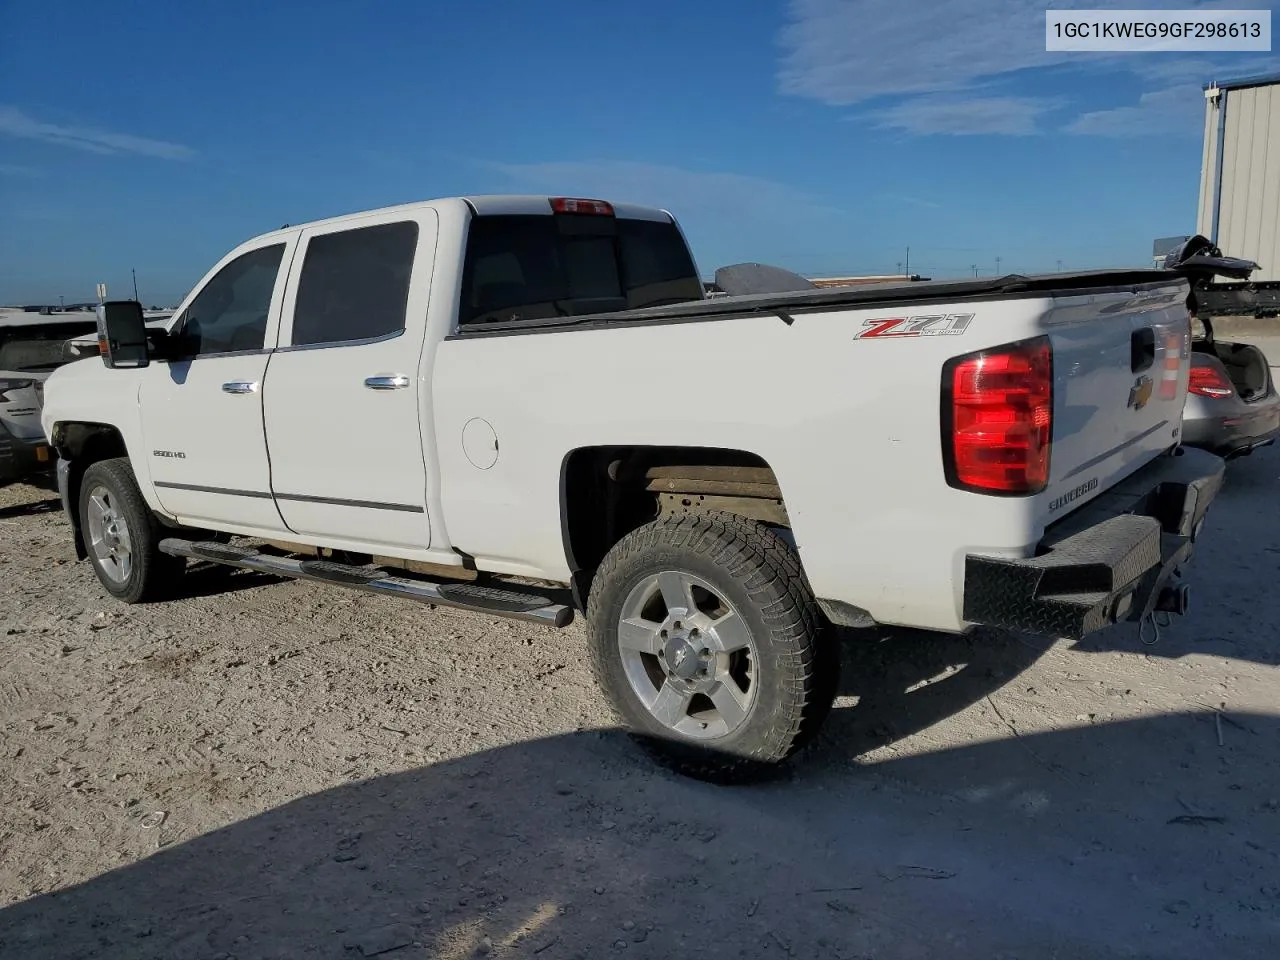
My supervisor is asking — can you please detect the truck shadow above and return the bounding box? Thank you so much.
[2,713,1276,960]
[178,561,288,599]
[0,496,60,520]
[807,625,1051,763]
[0,480,60,519]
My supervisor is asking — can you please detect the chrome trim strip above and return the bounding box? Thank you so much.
[153,480,273,500]
[152,480,424,512]
[165,347,274,361]
[274,328,407,353]
[274,491,425,513]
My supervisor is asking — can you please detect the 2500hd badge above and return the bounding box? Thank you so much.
[1048,477,1098,512]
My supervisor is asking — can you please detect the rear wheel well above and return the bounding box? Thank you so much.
[51,423,131,559]
[560,446,790,608]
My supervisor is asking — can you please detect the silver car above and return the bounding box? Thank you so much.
[1181,336,1280,459]
[0,310,99,485]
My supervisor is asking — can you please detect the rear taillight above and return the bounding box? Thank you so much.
[943,336,1053,495]
[1188,364,1234,399]
[549,197,614,216]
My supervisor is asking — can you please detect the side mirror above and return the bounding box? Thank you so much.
[96,300,150,369]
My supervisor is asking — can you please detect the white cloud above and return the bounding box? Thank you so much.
[0,163,44,178]
[872,96,1065,136]
[778,0,1096,106]
[0,106,193,160]
[1066,84,1206,137]
[487,159,840,221]
[1130,54,1279,86]
[893,195,942,209]
[777,0,1279,136]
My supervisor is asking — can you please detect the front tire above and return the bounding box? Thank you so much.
[586,512,838,782]
[78,458,184,603]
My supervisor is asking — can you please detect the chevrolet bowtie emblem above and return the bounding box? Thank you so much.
[1128,375,1153,411]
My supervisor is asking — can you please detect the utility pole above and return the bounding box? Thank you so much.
[905,246,910,277]
[1056,259,1063,272]
[971,264,977,277]
[996,256,1002,275]
[896,261,902,274]
[59,295,64,311]
[132,268,140,303]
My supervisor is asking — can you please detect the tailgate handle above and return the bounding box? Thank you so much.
[1131,328,1155,373]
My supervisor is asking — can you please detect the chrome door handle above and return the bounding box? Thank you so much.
[221,381,259,394]
[364,375,410,390]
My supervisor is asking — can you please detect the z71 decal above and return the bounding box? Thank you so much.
[853,313,974,340]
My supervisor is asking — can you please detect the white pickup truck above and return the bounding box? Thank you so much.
[41,195,1225,779]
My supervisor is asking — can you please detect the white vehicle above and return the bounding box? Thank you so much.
[41,195,1225,779]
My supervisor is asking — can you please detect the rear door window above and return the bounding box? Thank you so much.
[291,221,419,347]
[459,214,701,326]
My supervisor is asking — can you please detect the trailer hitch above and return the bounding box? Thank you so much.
[1139,583,1190,646]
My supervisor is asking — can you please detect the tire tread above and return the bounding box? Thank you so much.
[586,512,837,783]
[79,457,184,603]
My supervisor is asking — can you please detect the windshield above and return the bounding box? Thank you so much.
[459,213,703,326]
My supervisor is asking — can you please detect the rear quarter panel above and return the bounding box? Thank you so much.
[432,284,1191,633]
[432,298,1065,632]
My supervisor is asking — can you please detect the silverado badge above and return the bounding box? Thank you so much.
[1128,375,1153,411]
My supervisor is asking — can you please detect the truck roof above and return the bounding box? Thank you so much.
[251,195,676,243]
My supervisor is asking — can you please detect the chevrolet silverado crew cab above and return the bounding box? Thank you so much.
[41,195,1225,779]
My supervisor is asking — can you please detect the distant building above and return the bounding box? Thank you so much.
[1198,72,1280,280]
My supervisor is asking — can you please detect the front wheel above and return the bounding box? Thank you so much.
[78,458,184,603]
[586,513,838,782]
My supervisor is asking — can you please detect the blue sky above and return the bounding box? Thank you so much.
[1,0,1277,305]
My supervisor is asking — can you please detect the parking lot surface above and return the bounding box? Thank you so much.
[2,446,1279,959]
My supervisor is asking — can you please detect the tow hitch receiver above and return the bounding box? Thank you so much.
[1140,582,1191,646]
[1155,582,1190,616]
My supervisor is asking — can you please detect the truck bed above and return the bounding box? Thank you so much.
[454,268,1187,334]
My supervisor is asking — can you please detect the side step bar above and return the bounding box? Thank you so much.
[158,538,574,628]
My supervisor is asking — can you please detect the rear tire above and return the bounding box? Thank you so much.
[586,512,838,783]
[78,457,185,603]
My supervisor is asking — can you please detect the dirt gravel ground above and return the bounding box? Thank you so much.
[2,449,1279,959]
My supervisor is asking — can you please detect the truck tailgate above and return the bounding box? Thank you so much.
[1041,286,1190,521]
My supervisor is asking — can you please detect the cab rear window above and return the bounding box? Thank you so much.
[459,214,702,326]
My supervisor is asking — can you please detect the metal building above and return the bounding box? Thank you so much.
[1197,73,1280,281]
